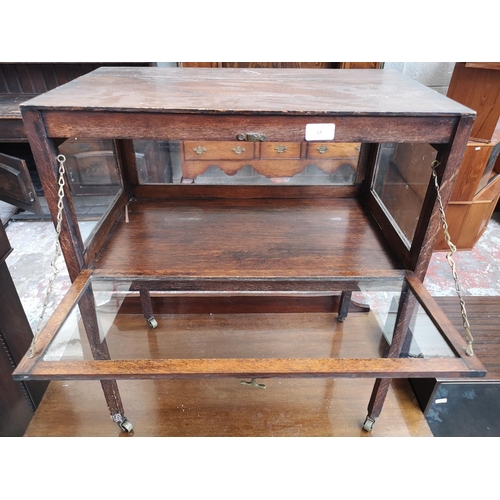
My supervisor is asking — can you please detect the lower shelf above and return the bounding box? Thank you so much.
[24,377,433,437]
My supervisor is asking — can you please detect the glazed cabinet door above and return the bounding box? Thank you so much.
[0,151,42,214]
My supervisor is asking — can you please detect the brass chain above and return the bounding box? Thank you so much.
[430,160,474,356]
[27,154,67,358]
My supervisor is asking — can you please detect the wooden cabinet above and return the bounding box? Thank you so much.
[13,67,484,435]
[0,150,43,214]
[435,138,500,251]
[0,223,48,436]
[0,63,150,214]
[447,63,500,143]
[434,63,500,251]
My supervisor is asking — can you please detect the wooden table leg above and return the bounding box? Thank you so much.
[79,286,133,433]
[337,291,352,322]
[338,291,370,321]
[364,284,417,431]
[140,289,158,329]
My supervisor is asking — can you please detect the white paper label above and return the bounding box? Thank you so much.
[435,398,448,404]
[305,123,335,141]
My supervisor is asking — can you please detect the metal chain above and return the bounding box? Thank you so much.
[27,154,67,358]
[430,160,474,356]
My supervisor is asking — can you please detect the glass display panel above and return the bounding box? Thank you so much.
[357,288,456,359]
[135,140,361,186]
[42,279,458,363]
[371,143,437,247]
[57,138,123,245]
[135,140,174,184]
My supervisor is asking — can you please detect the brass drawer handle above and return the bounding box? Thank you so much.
[316,145,330,154]
[274,145,288,154]
[193,146,207,155]
[232,146,246,155]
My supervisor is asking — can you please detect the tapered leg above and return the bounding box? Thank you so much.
[140,289,157,329]
[364,284,417,431]
[337,291,370,322]
[337,291,352,322]
[79,286,133,432]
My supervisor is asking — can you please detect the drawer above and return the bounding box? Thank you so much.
[184,141,255,161]
[306,142,361,159]
[259,142,301,159]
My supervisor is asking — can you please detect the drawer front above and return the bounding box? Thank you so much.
[184,141,255,161]
[259,142,301,159]
[306,142,361,159]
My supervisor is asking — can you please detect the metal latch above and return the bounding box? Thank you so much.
[241,378,266,389]
[237,133,266,142]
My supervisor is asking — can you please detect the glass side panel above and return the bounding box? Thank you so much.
[57,138,123,246]
[357,288,456,359]
[42,278,458,363]
[135,140,174,184]
[371,143,437,247]
[134,140,361,186]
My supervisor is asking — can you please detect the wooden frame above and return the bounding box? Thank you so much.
[14,272,484,381]
[13,67,483,433]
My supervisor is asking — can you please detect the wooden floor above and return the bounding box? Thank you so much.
[435,296,500,380]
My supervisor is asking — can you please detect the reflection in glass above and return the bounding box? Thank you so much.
[57,138,123,246]
[373,288,456,358]
[372,143,437,246]
[42,279,457,364]
[135,140,361,186]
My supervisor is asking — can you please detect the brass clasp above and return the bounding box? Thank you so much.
[237,133,266,142]
[241,378,266,389]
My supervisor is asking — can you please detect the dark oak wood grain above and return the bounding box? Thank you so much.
[412,116,475,277]
[132,184,361,199]
[83,189,127,266]
[21,109,85,281]
[92,198,402,280]
[39,112,458,144]
[22,67,473,116]
[16,67,478,433]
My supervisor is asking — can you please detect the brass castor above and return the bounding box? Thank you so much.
[363,416,376,432]
[147,317,158,329]
[118,418,134,433]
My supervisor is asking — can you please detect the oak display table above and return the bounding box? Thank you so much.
[13,68,485,433]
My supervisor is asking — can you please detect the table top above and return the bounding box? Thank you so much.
[21,67,475,117]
